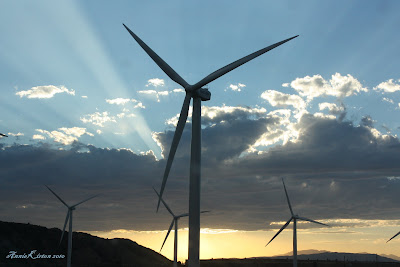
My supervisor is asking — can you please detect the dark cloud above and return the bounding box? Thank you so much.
[1,111,400,232]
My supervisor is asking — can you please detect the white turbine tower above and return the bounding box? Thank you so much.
[45,185,98,267]
[123,23,298,267]
[266,178,329,267]
[153,187,209,267]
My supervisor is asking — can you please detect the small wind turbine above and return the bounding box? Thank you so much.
[153,187,209,267]
[45,185,98,267]
[266,178,329,267]
[123,23,298,267]
[387,230,400,243]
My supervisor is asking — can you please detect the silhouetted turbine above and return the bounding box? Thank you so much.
[153,187,209,267]
[123,23,298,267]
[45,185,98,267]
[266,178,329,267]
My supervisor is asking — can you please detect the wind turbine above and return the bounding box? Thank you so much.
[123,23,298,267]
[45,185,98,267]
[153,187,209,267]
[266,178,329,267]
[387,230,400,243]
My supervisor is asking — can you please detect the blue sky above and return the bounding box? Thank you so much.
[2,0,400,260]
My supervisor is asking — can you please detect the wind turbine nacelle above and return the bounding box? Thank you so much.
[193,88,211,101]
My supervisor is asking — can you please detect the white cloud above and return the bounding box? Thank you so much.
[96,130,102,134]
[7,132,24,137]
[166,105,268,127]
[16,85,75,99]
[35,127,93,145]
[32,134,45,140]
[81,95,88,99]
[173,88,185,93]
[106,98,131,105]
[80,112,117,127]
[227,83,246,92]
[146,78,165,87]
[374,79,400,93]
[318,102,345,114]
[106,98,144,108]
[382,97,394,104]
[138,90,169,102]
[289,73,367,100]
[260,90,306,110]
[282,83,290,87]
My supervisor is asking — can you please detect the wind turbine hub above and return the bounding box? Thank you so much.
[192,88,211,101]
[70,207,76,211]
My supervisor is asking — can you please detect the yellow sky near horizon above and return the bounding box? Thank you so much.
[87,219,400,262]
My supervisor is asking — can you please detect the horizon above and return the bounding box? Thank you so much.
[1,0,400,263]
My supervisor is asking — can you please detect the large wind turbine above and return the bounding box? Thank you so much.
[266,179,329,267]
[123,23,298,267]
[45,185,98,267]
[153,187,209,267]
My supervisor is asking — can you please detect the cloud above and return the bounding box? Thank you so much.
[16,85,75,99]
[227,83,246,92]
[146,78,165,87]
[172,89,185,93]
[289,73,367,100]
[81,96,88,99]
[106,98,145,108]
[6,132,24,137]
[261,90,306,110]
[138,90,170,102]
[106,98,132,105]
[374,79,400,93]
[35,127,93,145]
[32,134,46,140]
[80,112,117,127]
[382,97,394,104]
[165,105,268,127]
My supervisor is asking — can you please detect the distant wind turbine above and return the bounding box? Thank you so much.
[266,178,329,267]
[153,187,209,267]
[45,185,98,267]
[123,23,298,267]
[387,230,400,243]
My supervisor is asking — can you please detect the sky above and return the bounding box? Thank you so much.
[1,0,400,262]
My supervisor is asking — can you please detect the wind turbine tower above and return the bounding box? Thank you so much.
[45,185,98,267]
[265,178,329,267]
[123,24,298,267]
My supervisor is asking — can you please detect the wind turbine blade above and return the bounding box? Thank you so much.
[387,231,400,243]
[123,24,190,89]
[192,35,298,90]
[160,219,175,252]
[71,194,99,208]
[177,210,210,218]
[282,178,294,216]
[266,217,292,247]
[296,216,329,227]
[58,210,70,247]
[157,93,191,211]
[45,185,69,208]
[152,187,175,217]
[0,133,7,137]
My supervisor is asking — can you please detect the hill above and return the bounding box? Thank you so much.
[0,220,177,267]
